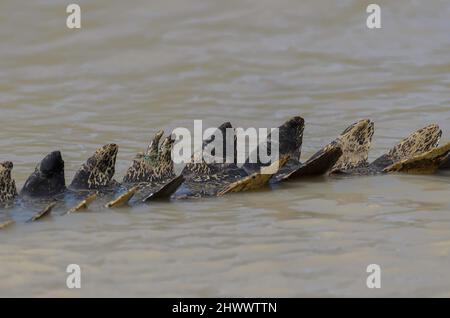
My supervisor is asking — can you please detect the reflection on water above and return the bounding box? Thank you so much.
[1,0,450,296]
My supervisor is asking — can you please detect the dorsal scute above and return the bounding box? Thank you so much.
[0,161,18,203]
[242,116,305,175]
[70,144,118,190]
[21,151,66,197]
[332,119,374,171]
[370,124,442,170]
[123,131,175,184]
[183,121,235,177]
[145,130,164,165]
[384,141,450,174]
[156,136,175,177]
[276,116,305,160]
[387,124,441,162]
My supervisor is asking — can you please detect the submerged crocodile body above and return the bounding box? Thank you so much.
[1,116,450,228]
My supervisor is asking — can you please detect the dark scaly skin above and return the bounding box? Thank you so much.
[155,137,176,179]
[242,116,305,175]
[123,132,174,184]
[69,144,119,190]
[276,119,374,181]
[183,122,236,177]
[384,141,450,174]
[21,151,66,197]
[181,117,305,197]
[122,133,183,202]
[142,175,185,201]
[180,122,248,198]
[333,123,442,175]
[21,144,120,215]
[179,168,248,198]
[440,155,450,170]
[1,137,185,221]
[2,140,182,219]
[145,130,164,166]
[0,145,121,223]
[276,144,343,181]
[217,155,291,196]
[372,124,441,170]
[0,162,18,204]
[1,118,448,218]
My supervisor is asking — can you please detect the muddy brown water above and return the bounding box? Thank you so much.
[1,0,450,297]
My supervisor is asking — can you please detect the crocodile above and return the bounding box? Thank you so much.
[2,118,450,229]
